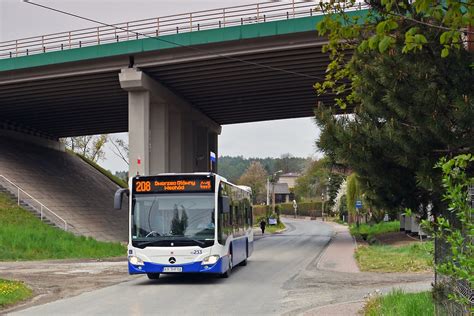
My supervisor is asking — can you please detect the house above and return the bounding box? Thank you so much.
[267,182,291,204]
[278,173,299,189]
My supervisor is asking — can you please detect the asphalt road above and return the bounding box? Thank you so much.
[14,218,334,315]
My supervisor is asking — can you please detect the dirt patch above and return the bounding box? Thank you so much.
[0,258,137,313]
[375,231,421,247]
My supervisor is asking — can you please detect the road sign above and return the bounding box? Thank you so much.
[355,200,362,209]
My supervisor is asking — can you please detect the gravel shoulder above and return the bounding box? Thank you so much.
[0,258,135,313]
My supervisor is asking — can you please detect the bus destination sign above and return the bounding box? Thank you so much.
[133,176,214,193]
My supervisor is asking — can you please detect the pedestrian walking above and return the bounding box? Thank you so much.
[260,219,266,235]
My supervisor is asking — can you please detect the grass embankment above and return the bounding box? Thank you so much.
[0,193,126,260]
[69,150,127,188]
[364,290,435,316]
[0,279,32,308]
[351,221,432,272]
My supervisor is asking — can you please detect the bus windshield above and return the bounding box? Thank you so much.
[132,193,215,244]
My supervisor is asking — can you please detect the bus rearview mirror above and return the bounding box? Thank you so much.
[114,188,129,210]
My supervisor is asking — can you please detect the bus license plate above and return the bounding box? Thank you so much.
[163,267,182,272]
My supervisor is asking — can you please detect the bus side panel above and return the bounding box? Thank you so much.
[248,238,254,257]
[231,237,248,265]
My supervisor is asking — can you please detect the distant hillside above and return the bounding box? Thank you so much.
[218,155,310,183]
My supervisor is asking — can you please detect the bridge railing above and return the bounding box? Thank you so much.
[0,1,368,60]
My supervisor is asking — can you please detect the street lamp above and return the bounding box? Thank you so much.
[269,170,283,215]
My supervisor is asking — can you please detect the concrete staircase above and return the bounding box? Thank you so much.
[0,186,58,228]
[0,137,128,242]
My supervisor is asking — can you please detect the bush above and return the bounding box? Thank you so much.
[350,221,400,240]
[277,202,323,217]
[253,202,324,220]
[0,279,32,308]
[252,205,269,219]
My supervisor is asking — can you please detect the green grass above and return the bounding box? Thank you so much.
[265,222,286,234]
[350,221,400,240]
[364,290,435,316]
[355,241,433,272]
[69,150,127,188]
[0,193,126,261]
[0,279,32,308]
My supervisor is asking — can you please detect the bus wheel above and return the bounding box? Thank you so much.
[221,254,232,278]
[240,258,247,266]
[147,273,160,280]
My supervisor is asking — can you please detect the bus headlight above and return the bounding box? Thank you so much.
[202,255,220,265]
[129,256,144,266]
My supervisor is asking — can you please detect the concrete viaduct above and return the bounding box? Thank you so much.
[0,1,368,176]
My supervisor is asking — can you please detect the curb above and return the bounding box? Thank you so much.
[303,299,365,316]
[315,230,337,271]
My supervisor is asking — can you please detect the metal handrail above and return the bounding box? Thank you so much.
[0,175,68,231]
[0,0,368,59]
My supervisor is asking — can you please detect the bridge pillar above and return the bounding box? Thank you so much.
[119,68,221,176]
[127,90,150,176]
[149,102,169,175]
[194,125,209,172]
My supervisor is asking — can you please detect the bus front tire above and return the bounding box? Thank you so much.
[147,273,160,280]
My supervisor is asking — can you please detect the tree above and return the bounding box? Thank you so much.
[109,136,129,166]
[63,135,108,162]
[313,1,474,215]
[294,159,329,200]
[238,161,268,204]
[346,173,363,224]
[427,154,473,311]
[332,179,347,217]
[316,0,474,111]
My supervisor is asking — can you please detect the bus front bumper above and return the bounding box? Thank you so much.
[128,256,229,275]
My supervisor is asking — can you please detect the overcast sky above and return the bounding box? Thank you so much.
[1,0,322,172]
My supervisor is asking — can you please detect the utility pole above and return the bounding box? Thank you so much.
[266,177,270,205]
[271,170,283,214]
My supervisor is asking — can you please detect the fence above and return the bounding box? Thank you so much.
[0,1,368,59]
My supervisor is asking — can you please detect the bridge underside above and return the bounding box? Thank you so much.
[0,31,342,139]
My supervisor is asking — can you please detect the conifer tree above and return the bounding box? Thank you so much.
[315,37,473,214]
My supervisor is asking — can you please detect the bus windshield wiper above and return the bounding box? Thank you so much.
[134,236,206,247]
[134,239,165,247]
[180,236,206,247]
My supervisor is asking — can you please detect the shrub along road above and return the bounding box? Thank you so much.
[7,218,432,315]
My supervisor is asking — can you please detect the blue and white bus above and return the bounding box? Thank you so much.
[115,173,253,279]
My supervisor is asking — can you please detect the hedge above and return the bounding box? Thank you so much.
[253,202,324,218]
